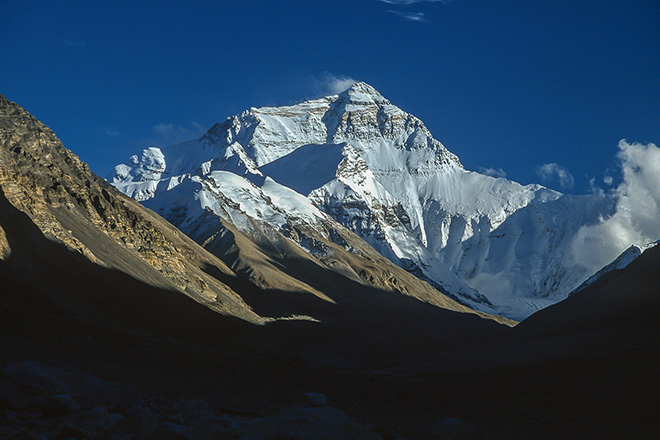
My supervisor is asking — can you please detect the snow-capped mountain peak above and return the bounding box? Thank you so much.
[338,81,388,102]
[110,83,633,319]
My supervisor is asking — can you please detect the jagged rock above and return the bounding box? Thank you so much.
[239,406,382,440]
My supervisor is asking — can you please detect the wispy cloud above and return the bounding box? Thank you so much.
[536,162,575,190]
[312,72,358,96]
[588,171,617,194]
[387,10,427,22]
[479,167,507,178]
[64,39,86,48]
[103,128,120,137]
[381,0,451,22]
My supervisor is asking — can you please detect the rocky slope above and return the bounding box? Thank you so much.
[0,93,264,324]
[111,82,623,319]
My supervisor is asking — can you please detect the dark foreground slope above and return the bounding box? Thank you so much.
[1,93,659,439]
[517,244,660,336]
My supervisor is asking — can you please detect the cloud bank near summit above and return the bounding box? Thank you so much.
[571,141,660,275]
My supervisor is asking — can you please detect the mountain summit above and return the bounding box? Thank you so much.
[111,83,621,319]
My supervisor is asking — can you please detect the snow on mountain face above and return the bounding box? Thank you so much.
[110,147,165,201]
[110,82,624,318]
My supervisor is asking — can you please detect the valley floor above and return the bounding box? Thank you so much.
[2,285,659,440]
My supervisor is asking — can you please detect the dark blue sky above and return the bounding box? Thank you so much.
[3,0,659,193]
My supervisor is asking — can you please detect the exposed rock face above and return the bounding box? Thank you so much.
[0,224,10,260]
[0,93,260,323]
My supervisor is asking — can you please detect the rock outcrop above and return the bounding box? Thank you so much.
[0,93,261,323]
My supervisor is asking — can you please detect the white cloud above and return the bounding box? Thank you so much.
[536,162,575,190]
[387,10,427,22]
[570,140,660,275]
[151,122,205,146]
[588,177,602,194]
[312,72,358,96]
[604,175,614,186]
[478,167,507,178]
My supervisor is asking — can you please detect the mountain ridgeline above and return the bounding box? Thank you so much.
[111,82,629,320]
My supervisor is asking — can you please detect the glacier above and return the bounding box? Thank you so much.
[110,82,633,320]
